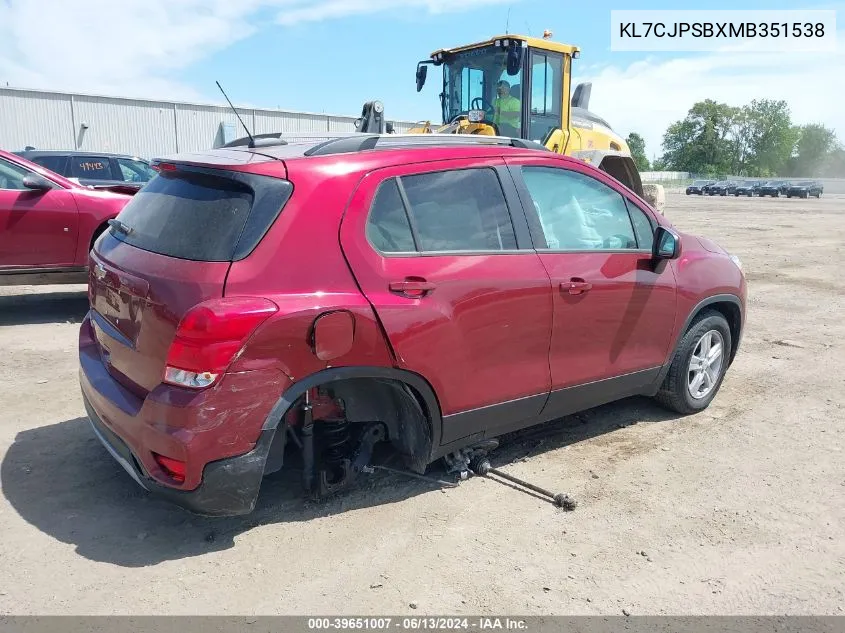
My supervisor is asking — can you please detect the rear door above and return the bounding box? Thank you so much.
[87,164,293,397]
[0,154,79,267]
[340,157,554,444]
[506,157,677,418]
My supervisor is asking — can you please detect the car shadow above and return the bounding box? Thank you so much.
[0,289,89,326]
[1,397,681,567]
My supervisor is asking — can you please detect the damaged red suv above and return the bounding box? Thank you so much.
[79,134,746,516]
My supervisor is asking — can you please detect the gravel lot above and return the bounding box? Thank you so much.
[1,192,843,616]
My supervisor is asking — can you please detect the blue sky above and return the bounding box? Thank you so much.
[1,0,842,159]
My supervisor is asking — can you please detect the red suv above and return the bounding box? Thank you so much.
[0,150,133,285]
[78,134,746,516]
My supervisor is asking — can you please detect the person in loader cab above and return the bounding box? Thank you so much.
[493,80,521,137]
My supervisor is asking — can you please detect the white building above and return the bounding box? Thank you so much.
[0,86,418,159]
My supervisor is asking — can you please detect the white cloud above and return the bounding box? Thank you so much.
[0,0,271,99]
[272,0,516,26]
[0,0,518,100]
[578,32,845,160]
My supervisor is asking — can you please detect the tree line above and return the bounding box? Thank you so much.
[625,99,844,178]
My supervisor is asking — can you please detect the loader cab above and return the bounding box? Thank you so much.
[421,35,577,146]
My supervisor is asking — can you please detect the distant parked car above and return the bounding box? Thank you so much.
[757,181,788,197]
[786,181,823,199]
[733,181,757,197]
[14,149,156,193]
[0,149,133,285]
[708,181,734,196]
[686,180,715,195]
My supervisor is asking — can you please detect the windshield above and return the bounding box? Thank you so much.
[442,45,524,138]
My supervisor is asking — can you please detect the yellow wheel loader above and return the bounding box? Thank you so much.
[355,32,644,198]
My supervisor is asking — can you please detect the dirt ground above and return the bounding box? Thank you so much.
[1,192,843,616]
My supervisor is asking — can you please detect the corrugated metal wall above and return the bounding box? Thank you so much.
[0,87,419,158]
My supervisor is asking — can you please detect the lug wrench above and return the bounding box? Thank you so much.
[469,457,577,510]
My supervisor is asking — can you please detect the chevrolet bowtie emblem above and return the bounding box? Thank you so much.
[93,263,106,280]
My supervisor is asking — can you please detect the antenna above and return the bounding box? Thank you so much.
[525,20,533,36]
[215,80,255,148]
[506,6,511,34]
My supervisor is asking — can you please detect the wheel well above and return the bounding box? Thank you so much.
[693,301,742,364]
[286,377,435,474]
[89,222,109,252]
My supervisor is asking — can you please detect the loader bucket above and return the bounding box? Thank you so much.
[570,150,644,198]
[597,154,643,198]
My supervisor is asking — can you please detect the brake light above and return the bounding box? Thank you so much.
[152,452,186,483]
[163,297,278,389]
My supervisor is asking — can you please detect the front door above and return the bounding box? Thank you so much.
[506,157,677,418]
[340,157,554,444]
[0,156,78,268]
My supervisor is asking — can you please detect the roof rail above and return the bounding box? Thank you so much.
[303,133,549,156]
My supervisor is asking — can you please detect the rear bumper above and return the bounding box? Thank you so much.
[83,390,275,516]
[78,312,289,516]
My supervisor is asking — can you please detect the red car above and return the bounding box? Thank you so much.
[79,134,747,516]
[0,150,133,285]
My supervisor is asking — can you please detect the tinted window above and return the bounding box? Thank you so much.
[111,169,292,262]
[627,202,655,250]
[32,155,69,175]
[117,158,156,183]
[71,156,113,180]
[400,168,517,252]
[521,166,637,250]
[0,157,29,190]
[366,180,416,253]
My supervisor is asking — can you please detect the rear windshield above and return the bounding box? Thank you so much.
[111,167,292,262]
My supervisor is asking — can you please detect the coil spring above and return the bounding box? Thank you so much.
[319,418,351,466]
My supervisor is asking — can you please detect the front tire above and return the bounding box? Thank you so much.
[654,310,732,415]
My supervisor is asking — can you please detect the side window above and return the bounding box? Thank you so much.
[521,166,637,251]
[0,157,30,190]
[366,179,416,253]
[70,156,112,180]
[32,155,69,175]
[626,202,656,250]
[529,51,563,142]
[401,168,517,252]
[117,158,156,183]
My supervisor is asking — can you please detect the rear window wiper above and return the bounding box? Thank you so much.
[108,218,133,235]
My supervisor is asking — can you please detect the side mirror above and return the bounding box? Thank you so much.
[506,46,523,76]
[23,174,53,192]
[653,226,681,260]
[415,64,428,92]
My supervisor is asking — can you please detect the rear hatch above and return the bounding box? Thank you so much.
[88,161,292,397]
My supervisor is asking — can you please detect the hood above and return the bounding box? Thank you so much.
[696,235,729,255]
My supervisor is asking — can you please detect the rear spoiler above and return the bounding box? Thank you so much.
[88,184,142,196]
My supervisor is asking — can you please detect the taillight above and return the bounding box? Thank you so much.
[163,297,278,389]
[152,452,186,483]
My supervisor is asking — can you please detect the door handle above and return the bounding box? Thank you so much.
[389,278,436,298]
[561,279,592,295]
